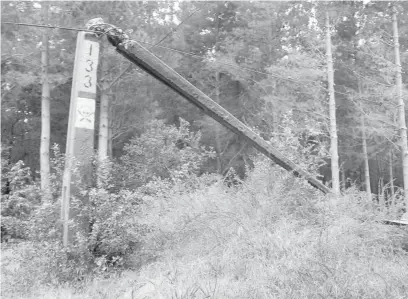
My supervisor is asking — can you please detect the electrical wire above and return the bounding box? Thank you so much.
[1,21,98,33]
[1,21,323,88]
[2,21,404,110]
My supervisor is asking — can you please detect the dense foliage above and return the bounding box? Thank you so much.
[1,1,408,298]
[1,119,216,292]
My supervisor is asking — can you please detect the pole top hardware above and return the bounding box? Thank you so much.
[85,18,133,49]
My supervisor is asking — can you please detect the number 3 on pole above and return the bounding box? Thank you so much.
[85,59,94,72]
[84,75,92,88]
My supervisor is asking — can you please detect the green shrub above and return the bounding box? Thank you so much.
[1,169,148,296]
[1,161,41,241]
[267,111,329,177]
[49,143,67,199]
[131,158,408,299]
[1,240,94,297]
[2,119,217,296]
[118,118,215,190]
[86,188,148,266]
[122,118,407,298]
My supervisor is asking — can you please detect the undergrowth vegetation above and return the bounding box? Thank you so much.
[2,118,408,299]
[130,159,408,299]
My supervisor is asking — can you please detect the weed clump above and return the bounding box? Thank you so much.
[132,157,408,299]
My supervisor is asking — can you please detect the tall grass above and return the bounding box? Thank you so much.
[131,160,408,299]
[2,159,407,299]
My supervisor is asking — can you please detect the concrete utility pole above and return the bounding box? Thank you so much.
[61,32,100,247]
[90,22,331,194]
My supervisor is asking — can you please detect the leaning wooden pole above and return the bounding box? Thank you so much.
[89,22,331,194]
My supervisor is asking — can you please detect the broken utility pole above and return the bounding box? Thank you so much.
[88,21,331,195]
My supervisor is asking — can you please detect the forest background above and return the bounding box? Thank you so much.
[2,1,407,195]
[1,1,408,298]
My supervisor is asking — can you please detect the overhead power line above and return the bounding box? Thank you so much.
[1,21,97,33]
[1,21,321,88]
[2,21,402,108]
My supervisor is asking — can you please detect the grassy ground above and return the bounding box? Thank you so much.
[2,165,408,299]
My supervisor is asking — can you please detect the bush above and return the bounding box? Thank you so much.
[1,145,67,242]
[86,188,148,266]
[2,241,88,295]
[1,163,148,297]
[1,119,217,297]
[1,161,41,241]
[3,115,407,298]
[121,118,407,298]
[130,158,408,299]
[267,111,329,177]
[118,118,215,190]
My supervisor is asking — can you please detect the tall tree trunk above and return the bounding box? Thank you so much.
[361,113,372,201]
[214,70,222,173]
[358,80,372,201]
[213,11,223,174]
[392,6,408,208]
[378,176,384,211]
[325,12,340,195]
[341,164,346,191]
[0,86,2,185]
[107,105,113,158]
[389,151,396,217]
[389,151,395,199]
[40,2,51,200]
